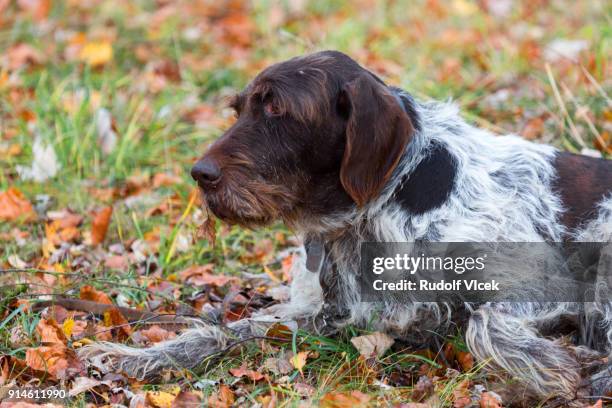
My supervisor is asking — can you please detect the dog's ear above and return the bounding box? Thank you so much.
[339,73,414,207]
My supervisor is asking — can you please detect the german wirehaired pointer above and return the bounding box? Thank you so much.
[81,51,612,406]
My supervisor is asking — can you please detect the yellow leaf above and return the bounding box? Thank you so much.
[62,318,75,338]
[103,311,112,327]
[79,41,113,67]
[146,391,176,408]
[291,351,310,374]
[452,0,478,16]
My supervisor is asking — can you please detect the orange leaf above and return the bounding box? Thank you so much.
[229,363,265,381]
[37,318,68,345]
[320,390,371,408]
[91,206,113,245]
[207,384,235,408]
[457,350,474,371]
[80,285,113,305]
[0,187,35,222]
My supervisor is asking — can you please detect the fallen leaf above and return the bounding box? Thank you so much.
[0,187,35,222]
[80,285,113,304]
[350,332,395,358]
[79,40,113,67]
[229,363,265,381]
[319,390,371,408]
[69,376,101,397]
[411,375,434,402]
[291,351,310,374]
[37,318,68,345]
[179,264,237,287]
[480,391,503,408]
[544,39,589,62]
[16,137,61,182]
[456,350,474,372]
[138,325,176,343]
[452,379,471,408]
[197,215,217,246]
[263,356,293,375]
[104,254,128,269]
[91,206,113,245]
[521,117,545,140]
[146,390,176,408]
[173,390,203,408]
[6,43,43,69]
[96,108,118,154]
[207,384,235,408]
[62,318,75,338]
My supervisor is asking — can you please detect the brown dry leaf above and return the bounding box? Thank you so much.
[37,318,68,345]
[207,384,235,408]
[79,40,113,67]
[24,346,68,378]
[290,351,310,375]
[319,390,371,408]
[80,285,113,305]
[264,322,294,344]
[173,390,203,408]
[479,392,503,408]
[103,308,132,339]
[229,363,265,381]
[23,318,83,379]
[411,375,434,402]
[91,206,113,245]
[69,376,101,397]
[0,187,35,222]
[452,379,471,408]
[350,332,395,359]
[138,325,176,343]
[197,215,217,246]
[263,356,293,375]
[104,254,128,269]
[179,264,237,287]
[456,351,474,372]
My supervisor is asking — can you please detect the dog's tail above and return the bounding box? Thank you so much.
[78,322,238,380]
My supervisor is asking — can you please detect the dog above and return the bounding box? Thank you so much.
[80,51,612,406]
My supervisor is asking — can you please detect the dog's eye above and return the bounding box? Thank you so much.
[262,92,281,117]
[263,101,281,117]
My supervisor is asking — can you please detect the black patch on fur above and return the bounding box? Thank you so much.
[395,143,456,214]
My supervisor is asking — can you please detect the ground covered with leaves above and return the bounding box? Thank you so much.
[0,0,611,407]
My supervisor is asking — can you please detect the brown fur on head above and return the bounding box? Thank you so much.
[191,50,417,228]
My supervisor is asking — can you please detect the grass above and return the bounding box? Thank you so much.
[0,0,610,406]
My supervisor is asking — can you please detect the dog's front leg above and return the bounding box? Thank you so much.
[466,303,583,406]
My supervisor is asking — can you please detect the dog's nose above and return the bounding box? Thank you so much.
[191,158,221,185]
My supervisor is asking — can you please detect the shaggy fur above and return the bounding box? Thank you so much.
[80,51,612,407]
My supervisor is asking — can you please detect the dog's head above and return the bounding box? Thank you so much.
[191,50,417,228]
